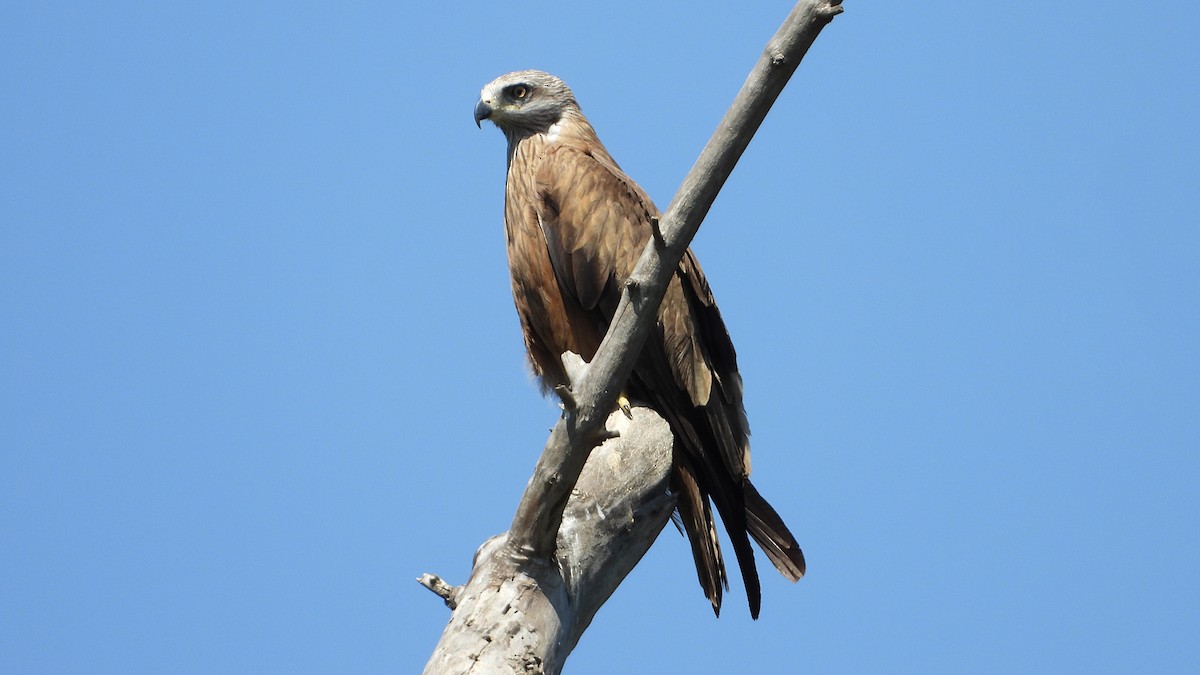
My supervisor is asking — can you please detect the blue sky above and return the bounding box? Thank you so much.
[2,2,1197,672]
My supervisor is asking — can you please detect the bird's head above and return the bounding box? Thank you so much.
[474,70,578,136]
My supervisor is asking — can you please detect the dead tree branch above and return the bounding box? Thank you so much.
[422,406,676,674]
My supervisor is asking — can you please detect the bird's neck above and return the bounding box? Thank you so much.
[504,109,607,168]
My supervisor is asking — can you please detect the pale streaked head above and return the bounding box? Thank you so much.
[474,70,578,136]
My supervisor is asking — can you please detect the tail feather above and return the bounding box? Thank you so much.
[744,480,806,581]
[672,463,726,615]
[723,505,763,619]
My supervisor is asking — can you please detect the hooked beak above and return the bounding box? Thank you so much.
[474,99,493,128]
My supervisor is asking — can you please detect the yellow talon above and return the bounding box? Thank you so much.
[618,392,633,419]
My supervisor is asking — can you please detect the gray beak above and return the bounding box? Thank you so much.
[474,99,493,128]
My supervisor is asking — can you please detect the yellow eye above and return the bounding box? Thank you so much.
[512,85,528,99]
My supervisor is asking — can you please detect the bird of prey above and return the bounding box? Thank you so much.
[474,70,804,618]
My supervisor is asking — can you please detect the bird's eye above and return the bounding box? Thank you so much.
[510,85,529,99]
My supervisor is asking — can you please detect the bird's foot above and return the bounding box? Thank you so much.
[617,392,633,419]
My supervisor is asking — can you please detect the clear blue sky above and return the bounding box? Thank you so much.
[3,2,1197,673]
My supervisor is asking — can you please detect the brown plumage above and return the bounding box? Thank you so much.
[475,70,804,618]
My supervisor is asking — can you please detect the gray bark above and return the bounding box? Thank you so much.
[422,2,843,672]
[422,406,675,674]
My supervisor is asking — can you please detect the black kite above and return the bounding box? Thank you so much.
[475,70,804,618]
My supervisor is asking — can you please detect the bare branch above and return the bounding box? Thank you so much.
[423,407,675,675]
[416,574,460,609]
[648,216,666,249]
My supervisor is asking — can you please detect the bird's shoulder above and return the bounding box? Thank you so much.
[534,134,657,220]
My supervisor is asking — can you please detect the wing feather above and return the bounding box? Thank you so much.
[534,142,649,314]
